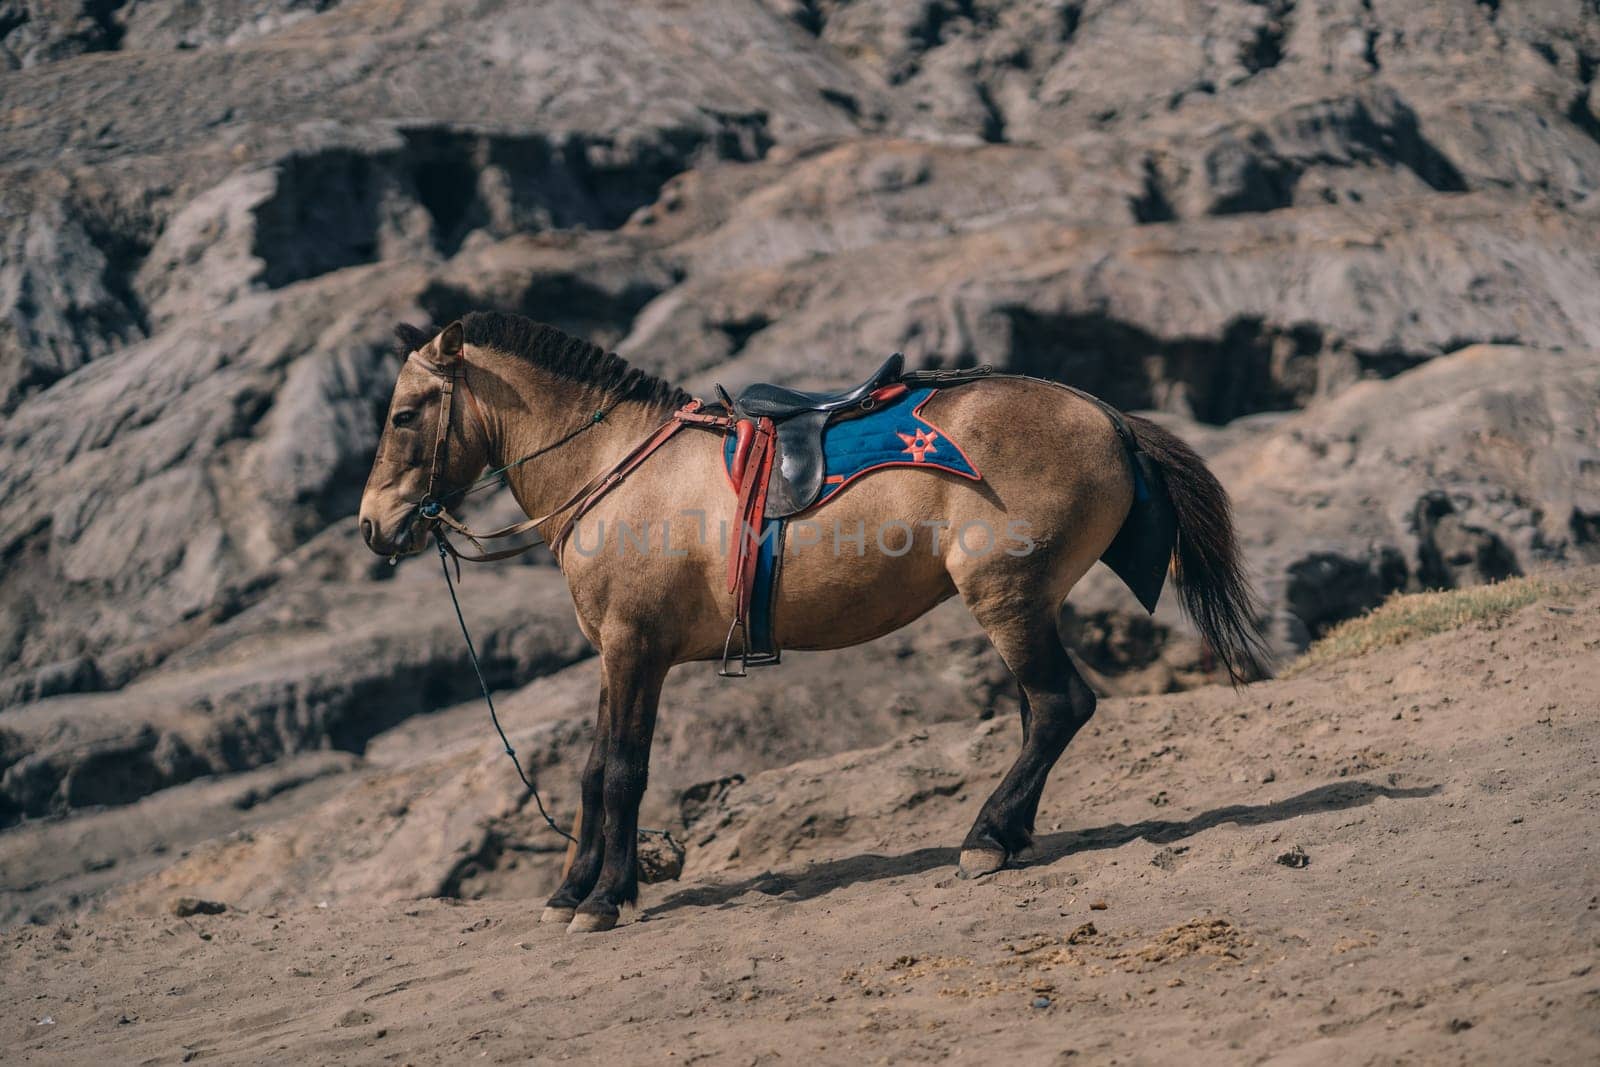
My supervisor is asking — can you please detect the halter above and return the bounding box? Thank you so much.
[403,351,595,560]
[415,350,480,513]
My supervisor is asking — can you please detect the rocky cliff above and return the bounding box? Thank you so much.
[2,1,1598,831]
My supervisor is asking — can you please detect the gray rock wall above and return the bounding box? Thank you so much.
[2,0,1598,821]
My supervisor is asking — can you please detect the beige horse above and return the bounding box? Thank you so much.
[359,311,1263,933]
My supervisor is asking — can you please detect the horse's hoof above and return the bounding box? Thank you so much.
[540,906,575,924]
[567,911,618,934]
[957,848,1007,879]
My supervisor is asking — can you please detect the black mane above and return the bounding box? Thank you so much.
[394,312,689,408]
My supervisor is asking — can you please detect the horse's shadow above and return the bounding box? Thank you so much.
[642,779,1440,918]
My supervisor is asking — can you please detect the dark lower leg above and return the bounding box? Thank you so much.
[1014,692,1045,834]
[559,804,582,881]
[963,648,1095,859]
[547,734,608,908]
[576,652,665,920]
[576,737,653,917]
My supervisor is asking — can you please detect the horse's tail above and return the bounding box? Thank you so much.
[1123,414,1270,683]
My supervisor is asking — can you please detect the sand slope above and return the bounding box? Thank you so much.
[3,569,1596,1065]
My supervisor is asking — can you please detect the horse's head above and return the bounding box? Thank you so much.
[358,320,490,557]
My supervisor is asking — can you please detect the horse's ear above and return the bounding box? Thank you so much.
[437,320,465,363]
[394,322,431,354]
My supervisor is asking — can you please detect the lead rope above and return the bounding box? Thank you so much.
[431,534,681,852]
[434,536,574,843]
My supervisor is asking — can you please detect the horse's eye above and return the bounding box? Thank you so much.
[391,409,417,428]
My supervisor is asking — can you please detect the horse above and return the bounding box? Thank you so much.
[358,310,1265,934]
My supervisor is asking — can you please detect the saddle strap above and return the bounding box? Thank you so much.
[898,364,994,387]
[728,418,776,608]
[729,418,755,487]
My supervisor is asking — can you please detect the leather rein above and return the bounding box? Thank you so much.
[407,353,732,564]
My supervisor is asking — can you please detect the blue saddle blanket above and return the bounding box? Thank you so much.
[720,386,981,507]
[720,386,981,660]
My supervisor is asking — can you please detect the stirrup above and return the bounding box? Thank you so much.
[719,616,749,678]
[746,648,781,668]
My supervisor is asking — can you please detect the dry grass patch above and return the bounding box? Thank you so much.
[1285,576,1561,677]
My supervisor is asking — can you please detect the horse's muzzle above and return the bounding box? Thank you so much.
[358,508,425,557]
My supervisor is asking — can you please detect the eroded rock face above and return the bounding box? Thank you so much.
[0,565,595,824]
[1216,344,1600,655]
[2,0,1598,832]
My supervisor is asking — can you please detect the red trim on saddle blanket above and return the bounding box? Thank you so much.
[793,389,982,512]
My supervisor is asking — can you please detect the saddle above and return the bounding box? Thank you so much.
[700,353,905,674]
[724,353,906,517]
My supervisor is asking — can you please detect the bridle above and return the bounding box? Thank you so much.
[416,350,485,514]
[404,351,621,563]
[402,350,730,565]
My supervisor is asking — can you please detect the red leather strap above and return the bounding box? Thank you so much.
[729,418,755,489]
[727,417,775,608]
[547,408,698,554]
[869,382,908,406]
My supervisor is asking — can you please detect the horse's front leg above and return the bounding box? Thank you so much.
[541,679,609,923]
[569,641,668,934]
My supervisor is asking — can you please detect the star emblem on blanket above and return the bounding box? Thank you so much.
[897,427,940,462]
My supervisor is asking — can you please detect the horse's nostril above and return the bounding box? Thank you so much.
[361,518,375,545]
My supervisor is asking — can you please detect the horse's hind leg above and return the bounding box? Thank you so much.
[954,569,1097,878]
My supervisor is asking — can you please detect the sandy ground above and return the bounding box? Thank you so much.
[3,571,1598,1065]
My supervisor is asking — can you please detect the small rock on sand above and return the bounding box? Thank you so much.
[169,898,227,917]
[1066,922,1098,944]
[638,833,687,883]
[1276,846,1310,869]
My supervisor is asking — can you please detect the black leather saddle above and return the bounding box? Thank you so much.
[727,353,905,517]
[737,353,904,419]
